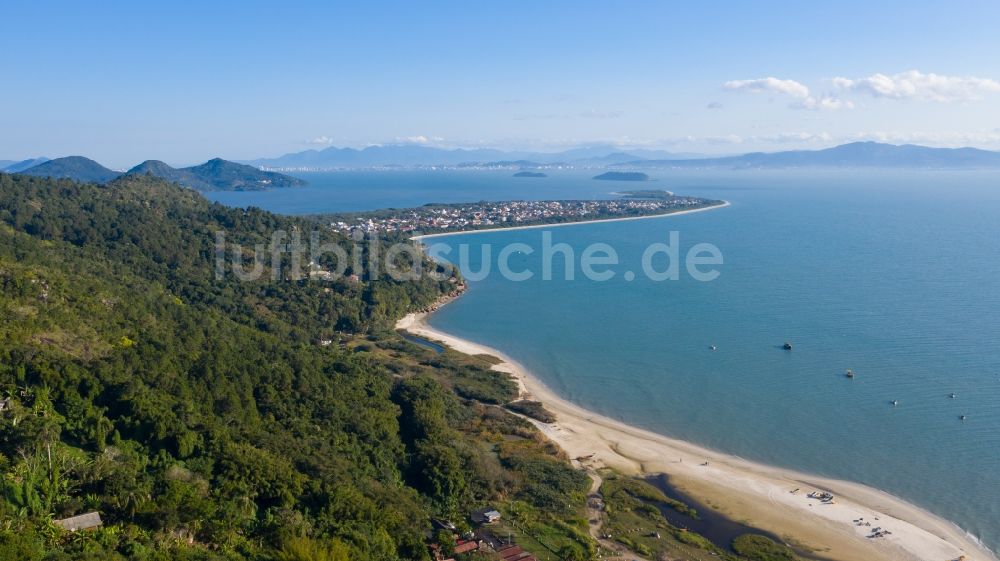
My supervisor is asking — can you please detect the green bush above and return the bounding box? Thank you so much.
[732,534,798,561]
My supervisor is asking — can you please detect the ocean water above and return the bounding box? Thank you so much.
[205,169,626,214]
[211,169,1000,552]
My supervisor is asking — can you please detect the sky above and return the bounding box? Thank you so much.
[2,0,1000,168]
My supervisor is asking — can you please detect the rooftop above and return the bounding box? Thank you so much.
[53,511,103,532]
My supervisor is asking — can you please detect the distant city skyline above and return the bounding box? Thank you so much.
[2,0,1000,168]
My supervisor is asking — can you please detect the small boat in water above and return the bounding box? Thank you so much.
[783,342,793,350]
[960,415,968,421]
[891,400,898,406]
[846,369,855,378]
[949,393,957,399]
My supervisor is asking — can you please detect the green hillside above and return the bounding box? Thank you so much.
[16,156,120,184]
[127,158,306,191]
[0,174,594,560]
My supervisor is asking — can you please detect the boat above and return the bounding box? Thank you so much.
[783,342,793,350]
[960,415,968,421]
[891,400,898,406]
[846,369,855,378]
[949,393,957,399]
[710,345,717,351]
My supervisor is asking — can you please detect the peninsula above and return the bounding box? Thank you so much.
[322,194,720,235]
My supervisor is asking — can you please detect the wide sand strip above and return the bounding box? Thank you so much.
[396,311,996,561]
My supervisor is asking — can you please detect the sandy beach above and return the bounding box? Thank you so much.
[397,307,997,561]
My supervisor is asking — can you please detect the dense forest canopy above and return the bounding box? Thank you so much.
[0,174,592,560]
[0,173,790,561]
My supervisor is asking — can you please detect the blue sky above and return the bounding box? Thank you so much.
[2,0,1000,167]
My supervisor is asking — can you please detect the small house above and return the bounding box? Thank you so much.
[53,511,103,532]
[470,507,501,524]
[430,518,456,531]
[453,540,479,554]
[497,544,536,561]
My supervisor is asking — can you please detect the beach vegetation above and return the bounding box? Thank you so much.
[731,534,799,561]
[598,475,801,561]
[505,400,557,423]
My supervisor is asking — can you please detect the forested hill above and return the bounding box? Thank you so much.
[126,158,307,191]
[0,174,595,560]
[15,156,121,184]
[13,156,306,191]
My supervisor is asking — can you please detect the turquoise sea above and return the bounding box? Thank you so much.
[209,169,1000,553]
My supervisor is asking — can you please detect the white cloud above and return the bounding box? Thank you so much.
[793,97,854,111]
[579,109,624,119]
[724,77,810,99]
[833,70,1000,102]
[658,132,834,146]
[763,131,834,143]
[661,130,1000,150]
[393,135,445,145]
[395,135,429,144]
[699,134,746,145]
[846,130,1000,146]
[723,77,851,111]
[675,130,1000,148]
[723,70,1000,109]
[305,135,335,145]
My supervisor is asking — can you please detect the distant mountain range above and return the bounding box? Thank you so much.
[8,156,304,191]
[621,142,1000,169]
[6,142,1000,189]
[246,142,1000,170]
[1,157,51,173]
[246,144,690,169]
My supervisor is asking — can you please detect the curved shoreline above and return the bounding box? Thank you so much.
[398,311,996,561]
[398,206,996,561]
[411,199,731,240]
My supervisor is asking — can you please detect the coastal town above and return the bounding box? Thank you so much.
[326,194,719,235]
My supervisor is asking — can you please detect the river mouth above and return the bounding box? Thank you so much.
[646,474,830,561]
[400,332,446,353]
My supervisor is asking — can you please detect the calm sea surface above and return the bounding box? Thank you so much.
[209,169,1000,552]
